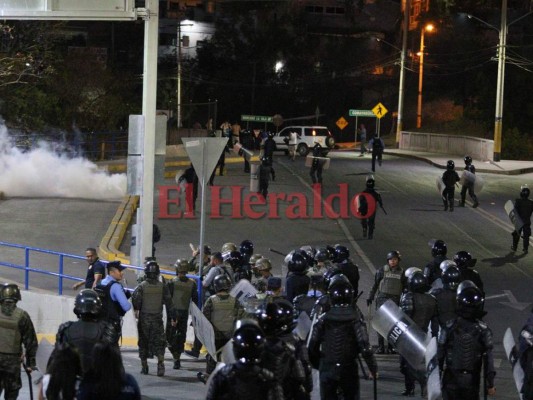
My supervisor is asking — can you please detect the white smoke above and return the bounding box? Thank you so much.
[0,120,126,200]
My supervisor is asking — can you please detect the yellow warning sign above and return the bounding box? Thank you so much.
[336,116,348,130]
[372,102,388,119]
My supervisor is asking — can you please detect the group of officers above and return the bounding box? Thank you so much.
[2,235,533,399]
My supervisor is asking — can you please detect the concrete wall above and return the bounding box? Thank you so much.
[399,131,494,161]
[19,291,138,345]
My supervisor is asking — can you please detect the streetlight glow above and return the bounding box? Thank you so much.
[274,61,284,73]
[416,23,435,129]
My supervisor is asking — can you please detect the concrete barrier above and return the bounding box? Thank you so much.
[399,131,494,161]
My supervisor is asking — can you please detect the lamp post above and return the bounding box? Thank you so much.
[396,0,409,147]
[416,23,434,129]
[467,2,531,161]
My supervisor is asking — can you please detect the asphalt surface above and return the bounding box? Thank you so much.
[3,146,533,399]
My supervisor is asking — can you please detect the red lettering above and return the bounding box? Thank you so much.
[311,184,323,218]
[351,192,377,219]
[286,193,308,219]
[267,192,285,219]
[184,183,196,218]
[158,186,183,219]
[324,184,350,219]
[243,193,266,219]
[210,186,243,219]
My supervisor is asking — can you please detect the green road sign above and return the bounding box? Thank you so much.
[349,109,375,117]
[241,114,273,122]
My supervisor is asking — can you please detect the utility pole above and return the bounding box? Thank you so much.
[396,0,410,147]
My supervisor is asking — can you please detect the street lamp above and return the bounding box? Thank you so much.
[467,2,532,161]
[416,23,434,129]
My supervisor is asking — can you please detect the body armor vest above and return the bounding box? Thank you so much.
[433,289,457,326]
[94,281,124,321]
[171,278,194,310]
[0,308,23,354]
[65,320,104,371]
[449,320,483,371]
[262,339,293,383]
[211,296,236,335]
[412,292,436,331]
[141,281,164,314]
[379,265,403,296]
[216,364,276,400]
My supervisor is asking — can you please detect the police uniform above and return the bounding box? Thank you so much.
[442,162,460,211]
[358,182,383,240]
[511,189,533,253]
[459,158,479,207]
[309,143,325,184]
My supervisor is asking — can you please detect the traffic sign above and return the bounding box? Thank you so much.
[336,116,348,130]
[349,109,375,117]
[241,115,273,122]
[372,103,388,119]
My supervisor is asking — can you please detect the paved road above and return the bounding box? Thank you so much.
[3,149,533,399]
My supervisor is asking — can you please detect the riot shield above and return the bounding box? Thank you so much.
[503,327,525,400]
[459,170,484,193]
[425,337,442,400]
[190,302,217,359]
[230,279,258,306]
[372,299,429,374]
[505,200,525,232]
[294,311,312,341]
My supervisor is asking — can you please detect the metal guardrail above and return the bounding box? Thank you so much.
[0,241,202,301]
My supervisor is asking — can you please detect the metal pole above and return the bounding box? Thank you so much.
[396,0,409,147]
[493,0,507,162]
[177,23,182,129]
[140,0,158,262]
[416,27,425,129]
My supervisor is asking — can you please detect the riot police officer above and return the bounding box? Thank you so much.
[424,239,448,286]
[167,259,198,369]
[399,271,437,396]
[309,142,326,184]
[438,281,496,399]
[56,289,116,374]
[442,160,460,212]
[429,264,461,331]
[333,245,359,294]
[453,250,484,294]
[511,185,533,254]
[205,319,283,400]
[308,278,377,400]
[367,250,404,354]
[285,252,310,303]
[0,283,38,400]
[255,300,308,400]
[132,260,174,376]
[518,313,533,399]
[358,176,384,239]
[459,155,479,208]
[239,239,254,265]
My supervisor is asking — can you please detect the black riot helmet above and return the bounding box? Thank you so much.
[255,299,296,337]
[227,251,244,270]
[521,185,530,199]
[239,240,254,258]
[322,267,343,292]
[453,251,475,269]
[442,265,461,291]
[144,260,160,279]
[232,319,265,364]
[446,160,455,170]
[431,240,447,257]
[407,271,428,293]
[334,245,350,263]
[366,177,375,189]
[288,252,308,274]
[464,155,472,165]
[456,280,484,319]
[74,289,102,318]
[0,283,22,302]
[387,250,401,261]
[213,274,232,293]
[329,278,354,307]
[325,245,336,261]
[315,248,329,263]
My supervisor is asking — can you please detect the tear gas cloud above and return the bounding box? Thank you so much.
[0,120,126,200]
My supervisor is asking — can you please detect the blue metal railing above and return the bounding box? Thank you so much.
[0,241,202,300]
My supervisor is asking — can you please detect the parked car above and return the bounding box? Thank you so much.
[273,126,335,156]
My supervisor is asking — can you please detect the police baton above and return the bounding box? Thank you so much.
[373,372,378,400]
[379,204,388,215]
[269,248,286,257]
[22,362,34,400]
